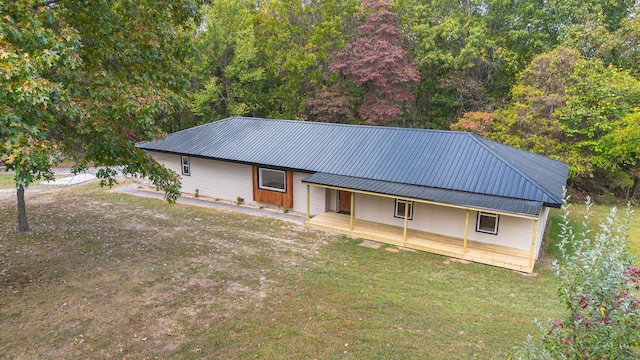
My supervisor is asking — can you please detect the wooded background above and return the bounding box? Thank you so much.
[184,0,640,201]
[3,0,640,206]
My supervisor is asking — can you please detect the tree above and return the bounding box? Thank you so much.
[511,197,640,359]
[190,1,267,123]
[1,0,202,230]
[449,112,496,136]
[559,58,640,196]
[489,47,578,156]
[328,0,420,126]
[403,0,502,128]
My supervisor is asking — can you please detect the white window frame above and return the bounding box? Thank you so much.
[181,156,190,176]
[258,168,286,192]
[476,212,499,235]
[394,199,413,220]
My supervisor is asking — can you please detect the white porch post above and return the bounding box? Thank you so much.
[463,210,470,253]
[349,192,354,231]
[403,201,409,245]
[528,219,539,269]
[306,184,310,222]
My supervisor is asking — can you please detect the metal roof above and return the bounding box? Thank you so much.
[302,172,544,217]
[139,116,568,211]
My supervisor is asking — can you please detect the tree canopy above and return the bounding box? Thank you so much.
[1,0,203,230]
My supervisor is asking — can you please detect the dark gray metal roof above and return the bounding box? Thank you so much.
[139,116,568,210]
[302,172,544,217]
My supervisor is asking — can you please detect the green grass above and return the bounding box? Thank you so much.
[545,201,640,265]
[1,183,637,359]
[0,174,14,188]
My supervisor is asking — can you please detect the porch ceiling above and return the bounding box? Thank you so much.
[302,172,543,217]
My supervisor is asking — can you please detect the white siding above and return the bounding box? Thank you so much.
[353,192,537,251]
[148,152,326,215]
[535,207,550,259]
[468,211,535,250]
[149,151,542,252]
[326,189,337,212]
[354,194,466,237]
[292,172,325,215]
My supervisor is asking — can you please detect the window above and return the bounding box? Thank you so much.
[258,168,286,192]
[476,212,499,235]
[394,199,413,220]
[181,156,190,176]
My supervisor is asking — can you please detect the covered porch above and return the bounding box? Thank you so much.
[307,211,535,273]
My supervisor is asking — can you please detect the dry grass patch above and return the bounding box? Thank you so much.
[0,182,326,359]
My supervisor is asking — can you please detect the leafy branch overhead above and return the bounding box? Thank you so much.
[1,0,203,230]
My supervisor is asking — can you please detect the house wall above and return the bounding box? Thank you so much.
[326,189,338,212]
[534,207,550,259]
[353,192,538,251]
[293,172,326,216]
[147,151,326,215]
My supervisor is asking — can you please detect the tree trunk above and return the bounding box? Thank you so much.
[17,184,29,231]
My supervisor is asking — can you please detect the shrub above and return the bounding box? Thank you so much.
[511,195,640,359]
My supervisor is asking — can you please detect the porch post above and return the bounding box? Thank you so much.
[306,184,310,222]
[463,210,470,253]
[403,201,409,245]
[349,192,354,231]
[528,219,539,269]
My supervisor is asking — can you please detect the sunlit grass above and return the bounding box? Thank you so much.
[546,200,640,266]
[0,174,14,189]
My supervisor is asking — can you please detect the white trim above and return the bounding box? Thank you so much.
[394,199,413,220]
[181,156,190,176]
[258,168,286,192]
[476,212,499,235]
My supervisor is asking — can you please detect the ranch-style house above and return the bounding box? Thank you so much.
[138,116,569,273]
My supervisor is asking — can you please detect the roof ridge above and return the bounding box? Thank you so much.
[233,116,455,133]
[467,133,562,204]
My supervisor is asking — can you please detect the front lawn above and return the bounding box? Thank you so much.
[3,182,627,359]
[0,174,14,189]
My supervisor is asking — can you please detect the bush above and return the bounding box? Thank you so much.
[511,195,640,359]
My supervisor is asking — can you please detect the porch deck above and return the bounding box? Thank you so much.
[307,212,534,273]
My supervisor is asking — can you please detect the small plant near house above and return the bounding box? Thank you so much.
[236,196,244,205]
[283,206,289,214]
[511,195,640,359]
[259,205,264,209]
[194,189,199,198]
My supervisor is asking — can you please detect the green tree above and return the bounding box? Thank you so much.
[189,0,359,123]
[403,0,501,128]
[490,47,578,156]
[484,46,640,199]
[1,0,202,230]
[560,59,640,195]
[190,0,266,122]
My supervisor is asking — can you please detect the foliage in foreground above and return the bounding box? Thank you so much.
[1,0,203,229]
[512,197,640,359]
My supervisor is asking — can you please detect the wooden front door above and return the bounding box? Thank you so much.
[337,190,352,214]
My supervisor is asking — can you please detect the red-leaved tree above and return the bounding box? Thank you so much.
[330,0,420,125]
